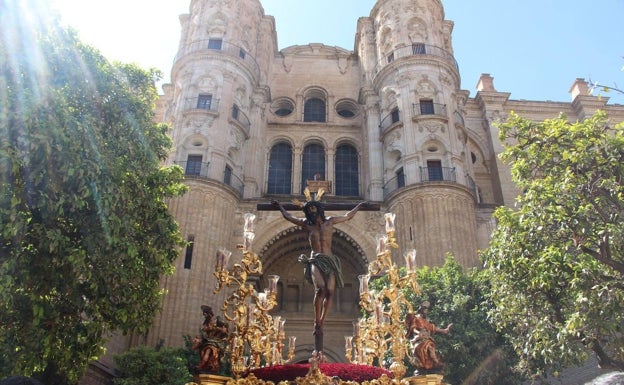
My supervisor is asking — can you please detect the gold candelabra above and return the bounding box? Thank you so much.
[346,212,420,381]
[214,213,296,377]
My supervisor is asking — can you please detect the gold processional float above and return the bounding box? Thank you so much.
[190,211,446,385]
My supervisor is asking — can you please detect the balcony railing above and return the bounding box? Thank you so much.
[465,174,478,201]
[173,40,260,81]
[379,109,401,135]
[224,170,244,197]
[177,160,210,179]
[382,175,404,199]
[412,103,447,118]
[184,97,220,113]
[231,105,251,135]
[419,167,456,183]
[175,161,243,197]
[383,167,480,200]
[375,43,459,75]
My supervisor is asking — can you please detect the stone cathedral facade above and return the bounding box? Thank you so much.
[92,0,624,377]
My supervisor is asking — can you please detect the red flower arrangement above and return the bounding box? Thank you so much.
[248,363,393,383]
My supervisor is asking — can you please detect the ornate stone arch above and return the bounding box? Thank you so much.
[258,225,369,321]
[302,136,329,151]
[302,86,328,101]
[419,136,450,168]
[301,86,329,123]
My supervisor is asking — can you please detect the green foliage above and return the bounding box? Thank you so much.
[482,111,624,379]
[181,335,201,374]
[113,346,192,385]
[369,257,519,385]
[0,2,186,383]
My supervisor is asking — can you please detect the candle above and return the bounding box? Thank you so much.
[405,249,417,273]
[358,274,370,295]
[243,231,255,251]
[375,302,383,324]
[376,234,387,255]
[246,303,257,326]
[271,342,278,361]
[289,336,296,350]
[216,248,232,271]
[353,320,360,337]
[345,336,353,350]
[268,275,280,294]
[384,212,396,233]
[244,213,256,233]
[273,316,282,333]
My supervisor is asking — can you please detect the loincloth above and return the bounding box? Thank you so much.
[299,253,344,288]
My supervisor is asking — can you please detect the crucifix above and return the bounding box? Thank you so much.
[257,197,379,358]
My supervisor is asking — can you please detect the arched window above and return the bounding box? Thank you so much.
[301,143,325,192]
[267,142,293,194]
[304,98,326,122]
[335,144,359,196]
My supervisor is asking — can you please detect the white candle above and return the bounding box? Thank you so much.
[244,213,256,233]
[353,320,360,337]
[358,274,370,295]
[273,316,281,333]
[289,336,296,350]
[216,248,232,271]
[243,231,255,251]
[375,234,387,255]
[404,249,417,273]
[375,302,383,324]
[384,212,396,233]
[268,275,280,294]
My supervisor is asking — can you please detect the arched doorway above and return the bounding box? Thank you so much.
[258,227,368,362]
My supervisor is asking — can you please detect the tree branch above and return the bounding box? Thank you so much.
[585,337,624,371]
[580,241,624,275]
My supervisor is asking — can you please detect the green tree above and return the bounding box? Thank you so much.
[482,111,624,380]
[0,2,187,384]
[113,345,192,385]
[369,257,519,385]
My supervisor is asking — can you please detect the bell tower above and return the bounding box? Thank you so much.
[357,0,478,266]
[146,0,277,347]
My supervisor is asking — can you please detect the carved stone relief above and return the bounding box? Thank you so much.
[416,79,435,97]
[381,86,398,110]
[337,57,348,74]
[384,131,404,154]
[419,121,444,134]
[228,128,244,160]
[407,16,427,41]
[282,55,293,73]
[198,75,216,91]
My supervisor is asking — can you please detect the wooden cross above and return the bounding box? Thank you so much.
[256,201,380,211]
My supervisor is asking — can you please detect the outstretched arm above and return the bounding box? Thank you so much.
[331,201,368,224]
[271,200,306,226]
[436,323,452,334]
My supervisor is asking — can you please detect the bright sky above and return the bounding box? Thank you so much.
[50,0,624,104]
